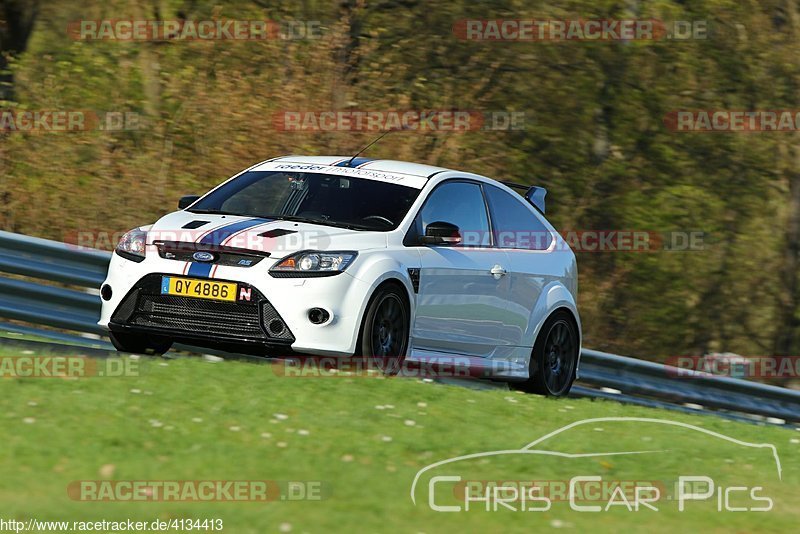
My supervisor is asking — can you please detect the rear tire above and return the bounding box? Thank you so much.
[109,330,172,356]
[518,311,578,397]
[356,283,410,375]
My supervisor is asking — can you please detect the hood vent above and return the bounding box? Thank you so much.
[182,220,210,229]
[260,228,297,238]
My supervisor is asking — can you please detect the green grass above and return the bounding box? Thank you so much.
[0,329,70,345]
[0,346,798,533]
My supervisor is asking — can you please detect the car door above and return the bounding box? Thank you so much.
[410,180,512,358]
[483,184,557,349]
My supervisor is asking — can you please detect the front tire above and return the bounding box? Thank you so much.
[519,311,578,396]
[356,283,410,374]
[109,330,172,356]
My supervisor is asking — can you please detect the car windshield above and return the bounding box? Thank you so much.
[188,171,421,231]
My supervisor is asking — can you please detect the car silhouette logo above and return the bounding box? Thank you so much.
[192,251,215,262]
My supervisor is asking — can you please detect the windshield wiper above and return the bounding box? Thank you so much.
[186,211,372,230]
[265,215,371,231]
[186,208,246,216]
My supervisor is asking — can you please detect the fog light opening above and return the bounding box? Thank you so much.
[101,284,113,301]
[308,308,331,325]
[268,319,286,335]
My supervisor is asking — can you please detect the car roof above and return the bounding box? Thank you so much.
[266,155,453,178]
[249,155,551,218]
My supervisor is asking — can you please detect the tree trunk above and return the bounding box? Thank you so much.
[0,0,40,102]
[773,156,800,360]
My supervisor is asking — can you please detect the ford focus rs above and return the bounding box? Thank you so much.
[100,156,581,395]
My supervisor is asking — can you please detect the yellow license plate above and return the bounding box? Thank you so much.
[160,277,237,302]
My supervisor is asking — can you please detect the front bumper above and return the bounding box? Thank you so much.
[100,251,373,356]
[108,273,295,354]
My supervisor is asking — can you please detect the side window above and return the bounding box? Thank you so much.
[485,185,553,250]
[418,182,490,246]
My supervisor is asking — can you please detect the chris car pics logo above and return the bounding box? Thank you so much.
[411,417,780,513]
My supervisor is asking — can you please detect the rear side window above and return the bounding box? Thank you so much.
[485,185,553,250]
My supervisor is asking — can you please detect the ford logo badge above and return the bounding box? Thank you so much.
[192,251,215,262]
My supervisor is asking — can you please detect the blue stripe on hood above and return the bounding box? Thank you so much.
[186,218,269,278]
[199,218,269,246]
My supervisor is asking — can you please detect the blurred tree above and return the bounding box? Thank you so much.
[1,0,798,369]
[766,0,800,366]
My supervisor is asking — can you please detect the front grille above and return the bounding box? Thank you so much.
[133,295,265,338]
[112,274,294,343]
[154,241,269,267]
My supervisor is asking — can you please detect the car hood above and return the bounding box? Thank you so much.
[146,211,388,256]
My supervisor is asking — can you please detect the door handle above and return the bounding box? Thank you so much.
[490,265,507,277]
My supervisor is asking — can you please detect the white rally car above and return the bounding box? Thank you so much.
[100,156,581,395]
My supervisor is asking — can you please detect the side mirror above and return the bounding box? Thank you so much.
[178,195,200,209]
[420,221,462,245]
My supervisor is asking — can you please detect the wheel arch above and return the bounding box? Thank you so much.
[363,277,413,316]
[549,306,581,350]
[354,276,413,357]
[523,282,582,378]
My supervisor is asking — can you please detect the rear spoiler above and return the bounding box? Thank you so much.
[501,181,547,214]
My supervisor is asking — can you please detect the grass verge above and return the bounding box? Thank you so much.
[0,346,797,533]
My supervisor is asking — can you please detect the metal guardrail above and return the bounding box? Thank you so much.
[1,230,799,423]
[0,230,109,335]
[578,350,800,423]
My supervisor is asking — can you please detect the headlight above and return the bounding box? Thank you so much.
[116,228,148,262]
[270,251,357,277]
